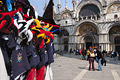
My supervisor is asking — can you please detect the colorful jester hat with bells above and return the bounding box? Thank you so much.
[31,19,54,49]
[0,7,22,37]
[14,14,34,45]
[41,21,54,44]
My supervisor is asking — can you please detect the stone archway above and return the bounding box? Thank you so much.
[114,36,120,52]
[84,36,94,49]
[76,0,103,20]
[79,4,100,20]
[59,30,69,51]
[109,25,120,51]
[76,22,99,49]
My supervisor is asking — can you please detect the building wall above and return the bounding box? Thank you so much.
[54,0,120,52]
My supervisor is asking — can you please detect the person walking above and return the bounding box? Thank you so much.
[89,50,95,71]
[96,48,102,71]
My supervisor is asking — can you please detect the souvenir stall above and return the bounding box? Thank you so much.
[0,0,60,80]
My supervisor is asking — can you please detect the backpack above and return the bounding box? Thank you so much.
[90,52,95,57]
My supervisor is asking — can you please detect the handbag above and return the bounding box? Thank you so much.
[90,52,95,57]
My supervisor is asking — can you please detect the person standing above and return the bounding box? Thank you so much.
[111,50,114,58]
[81,49,85,60]
[87,49,90,60]
[94,48,98,63]
[114,50,117,60]
[89,50,95,71]
[118,52,120,60]
[96,48,102,71]
[70,48,72,58]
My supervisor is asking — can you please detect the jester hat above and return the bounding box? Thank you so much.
[14,18,34,42]
[0,8,22,36]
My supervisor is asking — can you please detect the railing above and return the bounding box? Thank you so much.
[79,15,100,21]
[79,16,120,23]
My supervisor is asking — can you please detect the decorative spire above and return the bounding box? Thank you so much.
[57,0,61,13]
[72,0,76,11]
[65,0,67,9]
[102,0,107,7]
[58,0,61,5]
[57,0,61,8]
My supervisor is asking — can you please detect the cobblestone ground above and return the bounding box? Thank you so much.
[51,54,120,80]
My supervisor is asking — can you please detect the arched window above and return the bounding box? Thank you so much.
[59,30,69,37]
[79,4,100,20]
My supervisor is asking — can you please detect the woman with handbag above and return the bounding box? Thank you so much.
[89,50,95,71]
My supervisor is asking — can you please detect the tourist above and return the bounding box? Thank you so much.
[81,49,85,60]
[87,49,90,60]
[118,52,120,60]
[111,50,114,58]
[101,53,106,66]
[70,48,72,58]
[94,48,98,63]
[114,50,117,60]
[89,50,95,71]
[96,48,102,71]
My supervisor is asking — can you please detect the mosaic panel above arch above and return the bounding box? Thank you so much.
[109,26,120,34]
[107,3,120,13]
[78,24,97,35]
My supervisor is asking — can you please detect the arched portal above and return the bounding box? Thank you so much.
[76,22,99,49]
[59,30,69,51]
[84,36,94,49]
[115,36,120,52]
[109,25,120,51]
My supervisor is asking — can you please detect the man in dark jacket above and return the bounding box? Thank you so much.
[96,48,102,71]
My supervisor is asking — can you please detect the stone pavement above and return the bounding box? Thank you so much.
[51,54,120,80]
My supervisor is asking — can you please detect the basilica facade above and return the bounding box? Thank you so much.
[53,0,120,52]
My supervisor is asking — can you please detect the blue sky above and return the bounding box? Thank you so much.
[29,0,73,16]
